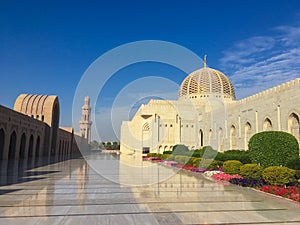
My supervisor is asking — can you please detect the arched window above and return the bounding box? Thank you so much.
[288,113,300,142]
[8,131,17,159]
[230,125,237,150]
[35,136,40,158]
[218,128,224,152]
[199,129,203,147]
[208,129,213,145]
[19,133,26,159]
[0,128,5,160]
[244,122,251,150]
[28,135,34,158]
[263,118,273,131]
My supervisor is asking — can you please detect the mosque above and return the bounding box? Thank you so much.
[0,94,92,161]
[120,58,300,155]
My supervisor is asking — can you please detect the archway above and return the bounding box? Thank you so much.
[19,133,26,159]
[230,125,237,150]
[8,131,17,159]
[28,135,34,158]
[263,118,273,131]
[244,122,251,150]
[0,128,5,160]
[35,136,40,158]
[288,113,300,142]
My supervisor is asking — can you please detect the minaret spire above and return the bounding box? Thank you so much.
[80,96,92,144]
[204,54,207,68]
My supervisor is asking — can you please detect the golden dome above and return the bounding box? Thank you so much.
[178,63,235,100]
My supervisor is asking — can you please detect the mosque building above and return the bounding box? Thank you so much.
[0,94,91,161]
[120,58,300,155]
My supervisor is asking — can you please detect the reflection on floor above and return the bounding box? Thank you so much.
[0,152,299,225]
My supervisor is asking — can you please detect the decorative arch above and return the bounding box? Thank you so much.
[8,131,17,159]
[158,145,162,153]
[35,136,40,158]
[28,135,34,158]
[263,118,273,131]
[244,122,252,150]
[19,133,26,159]
[0,128,5,160]
[142,122,150,131]
[218,127,224,152]
[230,125,237,150]
[169,146,173,151]
[164,145,168,151]
[288,113,300,142]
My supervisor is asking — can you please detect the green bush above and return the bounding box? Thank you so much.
[174,155,190,164]
[239,164,263,179]
[223,160,243,174]
[295,170,300,179]
[248,131,299,167]
[262,166,296,186]
[159,154,175,161]
[286,158,300,170]
[172,145,192,156]
[207,160,223,170]
[147,153,158,157]
[216,150,251,164]
[190,157,202,167]
[163,150,173,155]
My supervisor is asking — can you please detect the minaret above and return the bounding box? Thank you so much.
[80,96,92,144]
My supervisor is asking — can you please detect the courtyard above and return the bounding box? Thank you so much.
[0,153,299,225]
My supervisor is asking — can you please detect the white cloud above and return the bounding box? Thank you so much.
[220,26,300,99]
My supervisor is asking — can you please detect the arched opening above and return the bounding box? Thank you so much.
[288,113,300,142]
[8,131,17,159]
[230,125,237,150]
[218,128,224,152]
[169,146,173,151]
[51,101,60,156]
[158,145,162,153]
[0,128,5,160]
[164,145,168,151]
[28,135,34,158]
[263,118,273,131]
[19,133,26,159]
[199,129,203,147]
[35,136,40,158]
[244,122,251,150]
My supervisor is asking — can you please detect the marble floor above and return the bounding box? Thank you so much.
[0,153,299,225]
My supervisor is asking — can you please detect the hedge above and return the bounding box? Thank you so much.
[223,160,243,174]
[248,131,299,167]
[262,166,296,186]
[239,164,263,179]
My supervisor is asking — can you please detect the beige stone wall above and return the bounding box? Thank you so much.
[121,79,300,154]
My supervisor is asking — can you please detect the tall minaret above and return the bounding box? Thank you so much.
[80,96,92,144]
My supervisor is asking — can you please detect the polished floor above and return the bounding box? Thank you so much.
[0,153,299,225]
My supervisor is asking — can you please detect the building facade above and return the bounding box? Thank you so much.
[0,94,90,161]
[120,63,300,154]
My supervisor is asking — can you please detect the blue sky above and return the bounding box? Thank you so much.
[1,0,300,141]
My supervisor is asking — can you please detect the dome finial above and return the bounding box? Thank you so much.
[204,54,207,68]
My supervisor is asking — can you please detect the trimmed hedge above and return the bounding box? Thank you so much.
[262,166,296,186]
[223,160,243,174]
[286,158,300,170]
[216,150,251,164]
[239,164,263,179]
[248,131,299,167]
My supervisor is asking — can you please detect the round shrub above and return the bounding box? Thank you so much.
[262,166,296,186]
[286,158,300,170]
[223,160,243,174]
[294,170,300,179]
[239,164,263,179]
[207,160,223,170]
[174,155,190,165]
[172,145,191,156]
[248,131,299,167]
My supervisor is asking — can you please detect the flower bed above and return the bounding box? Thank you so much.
[229,178,267,187]
[260,185,300,202]
[212,173,243,181]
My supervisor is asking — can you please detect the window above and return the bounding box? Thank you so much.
[170,124,173,127]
